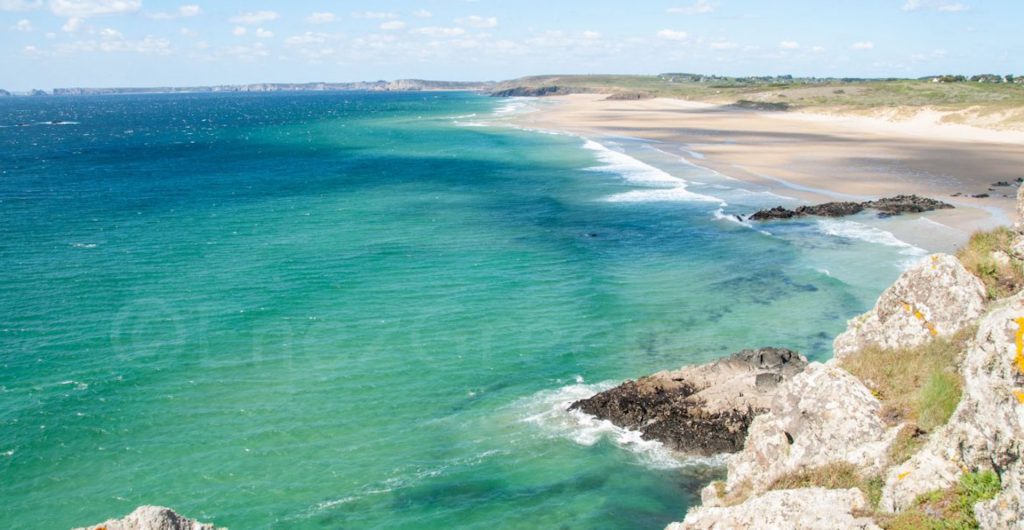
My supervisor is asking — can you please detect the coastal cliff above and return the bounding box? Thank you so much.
[577,188,1024,528]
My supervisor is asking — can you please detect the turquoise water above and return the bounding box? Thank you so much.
[1,92,917,529]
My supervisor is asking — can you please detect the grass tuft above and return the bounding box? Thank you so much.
[840,327,971,430]
[767,462,884,510]
[955,227,1024,300]
[879,471,1001,529]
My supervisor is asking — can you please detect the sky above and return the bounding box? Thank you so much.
[0,0,1021,91]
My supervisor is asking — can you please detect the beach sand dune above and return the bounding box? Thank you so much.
[514,94,1024,246]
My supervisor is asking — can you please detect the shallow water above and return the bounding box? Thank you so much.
[0,92,920,529]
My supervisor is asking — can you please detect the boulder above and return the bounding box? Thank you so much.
[569,348,808,455]
[722,363,895,495]
[833,254,986,361]
[72,506,221,530]
[668,488,881,530]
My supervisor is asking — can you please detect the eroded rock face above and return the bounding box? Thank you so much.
[833,254,986,361]
[668,488,881,530]
[723,363,895,495]
[569,348,807,455]
[881,293,1024,527]
[72,506,221,530]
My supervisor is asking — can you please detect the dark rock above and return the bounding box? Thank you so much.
[569,347,808,455]
[993,181,1011,187]
[749,206,799,221]
[952,192,963,197]
[862,195,954,215]
[973,193,990,198]
[795,201,864,217]
[749,194,953,221]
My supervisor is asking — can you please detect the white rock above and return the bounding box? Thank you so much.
[724,363,896,494]
[833,253,986,360]
[72,506,221,530]
[879,293,1024,527]
[668,488,881,530]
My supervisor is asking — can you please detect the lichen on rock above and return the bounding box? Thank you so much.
[833,253,986,361]
[669,488,881,530]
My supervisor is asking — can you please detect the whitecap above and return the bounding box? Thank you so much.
[516,382,725,470]
[582,140,724,204]
[70,242,97,249]
[712,207,753,228]
[817,219,927,268]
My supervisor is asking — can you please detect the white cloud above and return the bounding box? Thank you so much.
[811,45,826,53]
[179,27,195,37]
[1,0,41,11]
[42,33,172,55]
[61,15,81,31]
[668,0,714,14]
[230,10,278,25]
[456,15,497,28]
[146,4,201,20]
[379,20,405,30]
[352,11,395,19]
[412,26,465,37]
[13,18,32,30]
[779,40,799,50]
[656,29,688,41]
[902,0,970,12]
[231,26,246,36]
[98,26,120,38]
[49,0,141,18]
[412,9,431,18]
[709,40,738,50]
[255,27,272,38]
[850,41,874,50]
[306,11,334,24]
[582,30,600,39]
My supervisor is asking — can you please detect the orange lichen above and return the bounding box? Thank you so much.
[1014,390,1024,404]
[898,471,911,481]
[926,322,938,336]
[1015,318,1024,374]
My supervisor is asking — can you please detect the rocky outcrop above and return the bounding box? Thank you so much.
[749,194,953,221]
[489,86,592,97]
[669,488,881,530]
[73,506,221,530]
[833,253,986,361]
[881,293,1024,527]
[717,363,896,496]
[569,348,807,455]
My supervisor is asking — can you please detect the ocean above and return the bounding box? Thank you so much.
[0,91,924,529]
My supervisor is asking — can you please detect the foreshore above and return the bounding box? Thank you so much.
[510,94,1024,250]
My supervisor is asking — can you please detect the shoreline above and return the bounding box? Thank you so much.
[507,94,1024,251]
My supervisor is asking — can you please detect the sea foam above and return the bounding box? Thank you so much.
[817,219,927,267]
[517,381,723,470]
[582,140,724,204]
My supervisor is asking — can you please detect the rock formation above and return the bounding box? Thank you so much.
[832,253,986,360]
[718,363,896,495]
[748,194,953,221]
[72,506,221,530]
[671,488,881,530]
[570,348,807,455]
[881,293,1024,526]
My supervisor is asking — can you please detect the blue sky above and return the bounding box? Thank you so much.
[0,0,1021,90]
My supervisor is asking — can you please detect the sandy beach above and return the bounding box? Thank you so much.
[512,94,1024,249]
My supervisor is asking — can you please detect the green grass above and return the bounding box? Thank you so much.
[489,75,1024,114]
[880,471,1001,530]
[956,227,1024,300]
[767,462,884,509]
[840,328,970,430]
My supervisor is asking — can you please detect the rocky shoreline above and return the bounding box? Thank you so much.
[748,194,954,221]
